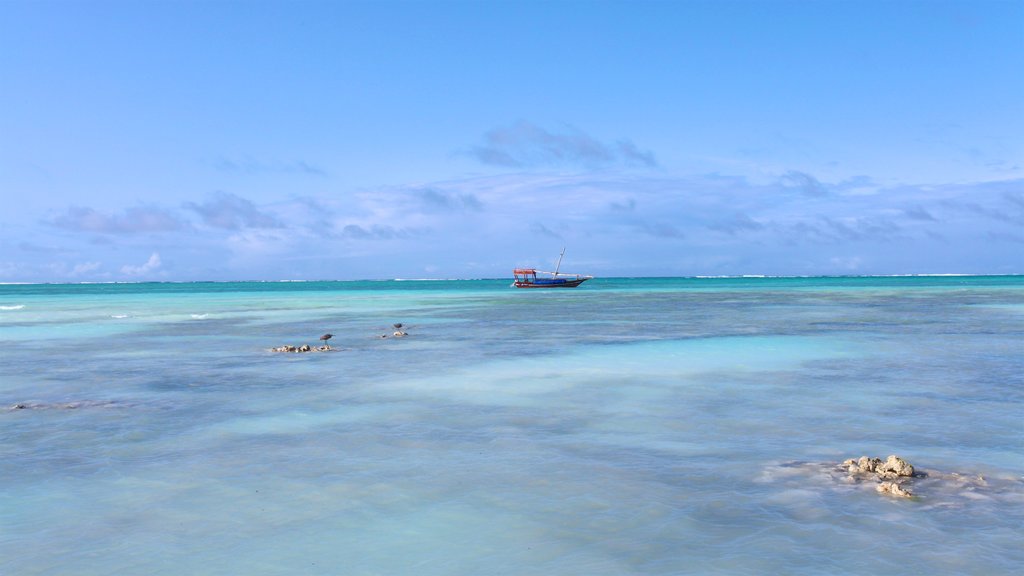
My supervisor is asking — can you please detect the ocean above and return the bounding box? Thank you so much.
[2,276,1022,575]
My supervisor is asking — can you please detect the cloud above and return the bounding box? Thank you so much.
[120,252,162,276]
[780,170,829,197]
[615,140,657,167]
[835,175,877,191]
[829,256,864,271]
[1004,190,1024,210]
[770,215,904,245]
[18,241,77,255]
[0,259,110,282]
[17,171,1021,281]
[820,216,902,242]
[416,189,484,212]
[184,192,283,230]
[70,261,102,276]
[609,199,636,212]
[903,206,937,221]
[708,213,766,236]
[470,120,657,169]
[213,156,327,176]
[0,261,23,279]
[921,180,1023,230]
[396,173,1022,254]
[945,200,1024,226]
[341,224,411,240]
[49,206,184,234]
[637,221,686,239]
[986,231,1024,244]
[530,223,562,238]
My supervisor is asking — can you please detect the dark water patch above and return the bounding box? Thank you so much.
[6,399,127,411]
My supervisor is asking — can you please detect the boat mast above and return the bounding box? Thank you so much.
[553,247,565,277]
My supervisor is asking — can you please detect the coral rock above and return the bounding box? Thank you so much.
[843,456,882,474]
[876,481,913,498]
[877,455,915,479]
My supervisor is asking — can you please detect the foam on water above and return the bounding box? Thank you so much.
[1,277,1022,574]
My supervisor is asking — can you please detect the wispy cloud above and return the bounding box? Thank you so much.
[70,261,102,277]
[341,224,412,240]
[15,170,1024,281]
[1003,190,1024,210]
[120,252,162,276]
[818,215,903,242]
[344,220,419,238]
[470,120,657,169]
[829,256,865,271]
[708,213,766,236]
[836,175,877,192]
[903,206,937,221]
[184,192,283,230]
[49,206,185,234]
[213,156,327,176]
[638,221,687,239]
[530,223,562,238]
[986,231,1024,244]
[943,200,1024,226]
[0,259,110,282]
[17,241,77,255]
[609,199,637,212]
[416,188,484,212]
[780,170,829,197]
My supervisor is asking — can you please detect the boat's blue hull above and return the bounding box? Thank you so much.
[513,277,589,288]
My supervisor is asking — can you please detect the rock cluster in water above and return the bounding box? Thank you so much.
[876,481,914,497]
[271,344,333,353]
[761,457,1016,508]
[841,454,917,498]
[275,324,412,350]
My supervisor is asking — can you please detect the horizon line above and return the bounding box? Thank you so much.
[2,272,1023,286]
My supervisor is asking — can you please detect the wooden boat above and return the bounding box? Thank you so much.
[513,249,592,288]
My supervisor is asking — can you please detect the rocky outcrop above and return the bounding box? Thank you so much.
[271,344,333,353]
[841,454,917,498]
[759,458,1020,506]
[843,455,915,479]
[877,481,913,497]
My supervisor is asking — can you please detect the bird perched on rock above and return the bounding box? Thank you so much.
[393,323,403,330]
[319,334,333,346]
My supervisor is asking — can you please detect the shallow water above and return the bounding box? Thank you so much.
[2,277,1023,574]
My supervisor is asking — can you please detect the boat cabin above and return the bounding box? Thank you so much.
[513,268,591,288]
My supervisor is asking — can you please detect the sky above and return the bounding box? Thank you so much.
[1,0,1021,282]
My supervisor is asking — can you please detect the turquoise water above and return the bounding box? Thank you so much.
[2,277,1023,574]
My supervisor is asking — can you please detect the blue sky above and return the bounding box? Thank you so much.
[1,0,1021,281]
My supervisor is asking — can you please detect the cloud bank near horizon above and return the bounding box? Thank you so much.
[5,162,1022,281]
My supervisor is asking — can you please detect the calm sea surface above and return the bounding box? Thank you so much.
[2,277,1022,575]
